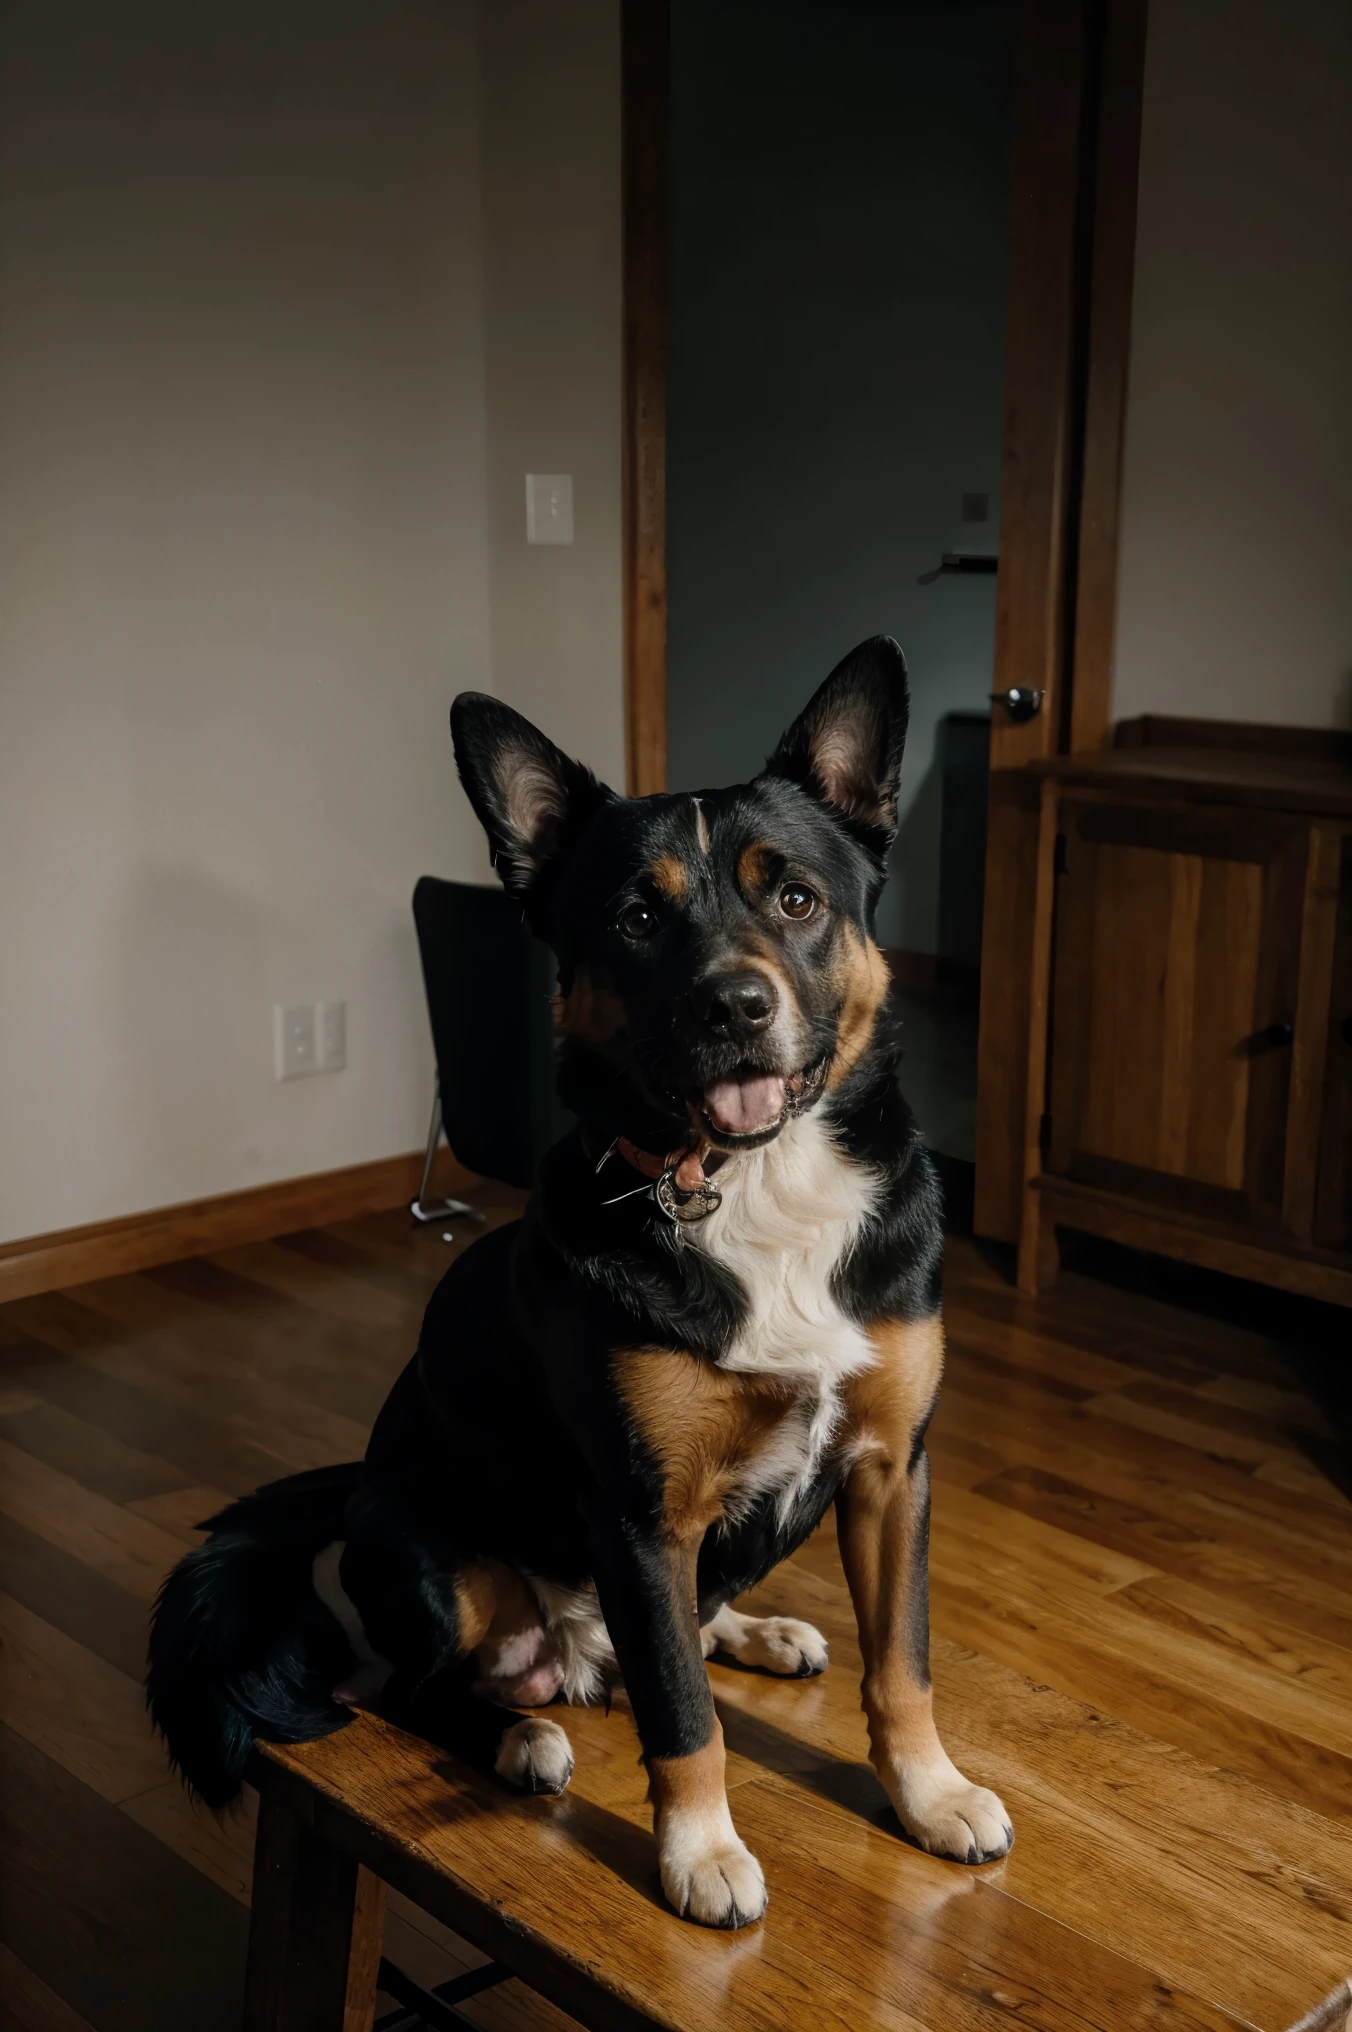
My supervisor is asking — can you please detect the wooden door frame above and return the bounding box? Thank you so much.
[622,0,670,797]
[620,0,1150,1248]
[974,0,1150,1245]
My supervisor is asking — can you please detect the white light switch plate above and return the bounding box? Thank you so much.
[525,473,573,544]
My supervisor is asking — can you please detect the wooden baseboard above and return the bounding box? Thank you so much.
[0,1149,478,1306]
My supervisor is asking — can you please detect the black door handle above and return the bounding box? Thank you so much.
[990,686,1044,723]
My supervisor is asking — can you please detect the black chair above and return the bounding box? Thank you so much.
[409,877,568,1220]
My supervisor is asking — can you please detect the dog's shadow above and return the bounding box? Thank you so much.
[712,1694,912,1839]
[399,1669,968,1927]
[422,1753,676,1917]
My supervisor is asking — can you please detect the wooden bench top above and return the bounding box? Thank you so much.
[246,1521,1316,2032]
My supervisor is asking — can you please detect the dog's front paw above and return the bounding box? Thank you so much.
[888,1754,1013,1864]
[703,1606,828,1677]
[494,1716,574,1795]
[659,1822,767,1929]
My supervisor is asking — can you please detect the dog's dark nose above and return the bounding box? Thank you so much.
[693,970,777,1037]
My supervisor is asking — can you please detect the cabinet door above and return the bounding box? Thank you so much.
[1047,799,1310,1231]
[1314,835,1352,1255]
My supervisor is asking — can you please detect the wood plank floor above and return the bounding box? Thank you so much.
[0,1194,1348,2031]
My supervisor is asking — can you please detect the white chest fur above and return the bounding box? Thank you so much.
[689,1114,880,1519]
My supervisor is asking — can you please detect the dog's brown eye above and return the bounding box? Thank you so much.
[779,884,816,920]
[618,901,656,940]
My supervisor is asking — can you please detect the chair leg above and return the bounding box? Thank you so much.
[409,1080,483,1225]
[245,1788,387,2032]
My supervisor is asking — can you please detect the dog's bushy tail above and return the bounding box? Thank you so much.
[146,1461,362,1808]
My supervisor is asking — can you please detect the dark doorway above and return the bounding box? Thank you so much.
[663,0,1012,1164]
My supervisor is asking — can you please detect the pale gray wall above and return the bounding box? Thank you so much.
[1114,0,1352,729]
[666,0,1013,950]
[480,0,624,782]
[0,0,623,1243]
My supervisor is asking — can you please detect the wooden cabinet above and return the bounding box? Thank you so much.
[1019,736,1352,1305]
[1316,834,1352,1256]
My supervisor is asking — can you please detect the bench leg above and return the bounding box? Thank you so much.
[245,1788,387,2032]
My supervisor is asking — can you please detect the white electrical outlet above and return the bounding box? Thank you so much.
[273,1003,318,1081]
[317,999,347,1072]
[273,1000,346,1081]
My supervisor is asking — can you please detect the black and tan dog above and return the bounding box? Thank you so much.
[148,636,1012,1928]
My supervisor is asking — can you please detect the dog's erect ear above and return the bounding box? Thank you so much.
[450,693,611,902]
[765,636,910,852]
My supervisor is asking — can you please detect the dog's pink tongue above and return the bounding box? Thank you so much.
[703,1074,786,1135]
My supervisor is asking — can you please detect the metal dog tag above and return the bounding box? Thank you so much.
[654,1169,722,1224]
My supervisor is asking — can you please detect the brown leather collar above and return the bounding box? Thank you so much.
[616,1138,714,1192]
